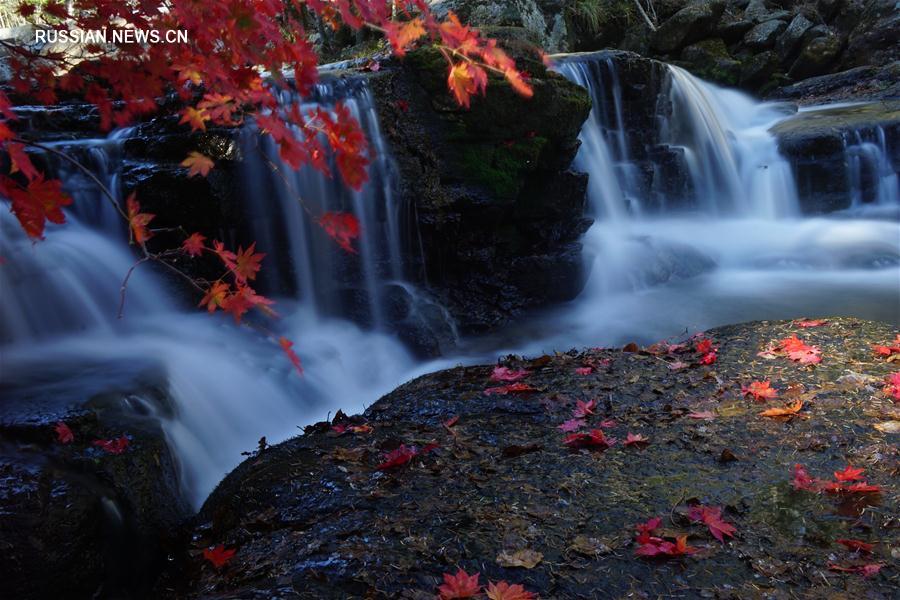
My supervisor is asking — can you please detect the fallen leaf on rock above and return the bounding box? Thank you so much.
[568,535,613,557]
[687,410,716,420]
[558,418,586,432]
[485,581,536,600]
[623,432,650,447]
[491,366,530,382]
[873,420,900,433]
[759,399,804,418]
[827,562,884,577]
[834,465,865,482]
[796,319,828,328]
[563,429,616,450]
[55,421,74,444]
[742,380,778,401]
[573,399,596,418]
[836,539,875,553]
[332,447,367,463]
[203,544,236,569]
[484,383,537,396]
[377,444,417,470]
[687,505,736,543]
[575,366,593,375]
[92,435,129,454]
[496,548,543,569]
[437,569,481,599]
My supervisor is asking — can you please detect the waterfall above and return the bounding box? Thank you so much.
[1,77,427,509]
[843,125,899,208]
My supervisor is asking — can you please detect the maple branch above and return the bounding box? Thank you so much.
[118,256,150,318]
[17,138,128,220]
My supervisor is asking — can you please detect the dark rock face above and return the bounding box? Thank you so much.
[651,0,727,54]
[369,38,593,332]
[771,100,900,212]
[789,26,843,80]
[168,318,900,599]
[0,358,191,599]
[743,19,787,51]
[768,61,900,104]
[775,14,814,62]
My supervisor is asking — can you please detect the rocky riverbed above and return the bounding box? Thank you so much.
[158,318,899,598]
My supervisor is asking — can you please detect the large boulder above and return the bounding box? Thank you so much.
[168,318,900,598]
[740,50,780,90]
[427,0,569,52]
[775,13,814,62]
[0,357,191,599]
[843,0,900,68]
[771,100,900,212]
[651,0,727,54]
[769,61,900,104]
[369,34,593,332]
[789,26,843,80]
[679,38,742,86]
[743,18,788,51]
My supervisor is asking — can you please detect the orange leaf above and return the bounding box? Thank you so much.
[181,151,214,177]
[126,193,154,244]
[278,336,303,376]
[437,568,481,599]
[232,242,264,284]
[485,581,536,600]
[179,106,208,132]
[447,62,486,108]
[385,18,426,57]
[759,399,803,418]
[182,232,206,257]
[199,281,230,313]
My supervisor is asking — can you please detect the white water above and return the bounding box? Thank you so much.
[2,63,898,509]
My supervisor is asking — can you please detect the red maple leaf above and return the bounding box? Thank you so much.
[437,568,481,599]
[182,232,206,257]
[563,429,616,450]
[278,336,303,375]
[883,371,900,400]
[202,544,236,569]
[836,539,874,553]
[575,366,593,375]
[695,339,714,355]
[54,421,74,444]
[634,518,698,558]
[623,432,650,447]
[687,505,736,543]
[377,444,418,470]
[92,435,129,454]
[791,464,820,492]
[796,319,828,328]
[698,352,717,365]
[232,242,264,284]
[126,193,154,244]
[742,380,778,401]
[833,464,865,482]
[4,174,73,239]
[485,581,536,600]
[558,418,585,432]
[490,366,530,382]
[318,212,361,253]
[827,562,884,577]
[572,399,596,418]
[484,382,536,395]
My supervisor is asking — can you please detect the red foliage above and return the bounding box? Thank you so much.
[278,337,303,375]
[687,505,736,543]
[318,212,361,254]
[377,444,418,470]
[54,421,74,444]
[437,568,481,599]
[742,380,778,401]
[92,435,130,454]
[484,382,537,395]
[485,581,536,600]
[623,432,650,447]
[572,399,596,418]
[563,429,616,450]
[836,539,874,553]
[202,544,236,569]
[634,517,698,558]
[827,563,884,577]
[490,366,530,382]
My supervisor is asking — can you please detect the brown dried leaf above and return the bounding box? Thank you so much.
[496,548,543,569]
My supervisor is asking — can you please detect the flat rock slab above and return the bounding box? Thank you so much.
[171,318,899,598]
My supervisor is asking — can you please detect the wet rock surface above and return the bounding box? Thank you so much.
[771,100,900,213]
[0,358,191,599]
[167,318,899,598]
[370,34,593,333]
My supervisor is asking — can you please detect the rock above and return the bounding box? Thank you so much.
[740,50,780,90]
[169,317,900,599]
[789,28,843,80]
[0,358,191,599]
[426,0,569,52]
[771,100,900,212]
[718,16,755,43]
[369,38,593,332]
[742,0,770,22]
[775,14,814,61]
[844,0,900,68]
[679,38,742,86]
[769,61,900,104]
[651,0,727,54]
[743,18,787,50]
[817,0,844,21]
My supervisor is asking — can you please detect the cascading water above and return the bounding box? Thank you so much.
[0,77,427,508]
[842,125,899,209]
[3,55,899,511]
[514,54,900,349]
